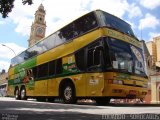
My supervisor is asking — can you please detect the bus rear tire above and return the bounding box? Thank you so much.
[61,83,77,104]
[20,87,27,100]
[15,88,20,100]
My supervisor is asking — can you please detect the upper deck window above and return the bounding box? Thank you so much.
[100,11,136,38]
[73,12,98,37]
[11,12,98,67]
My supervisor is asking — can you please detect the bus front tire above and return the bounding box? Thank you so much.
[61,83,77,104]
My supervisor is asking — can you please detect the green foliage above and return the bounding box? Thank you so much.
[0,0,33,18]
[22,0,33,5]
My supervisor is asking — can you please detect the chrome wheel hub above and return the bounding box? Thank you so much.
[64,87,72,100]
[15,90,19,98]
[21,89,25,98]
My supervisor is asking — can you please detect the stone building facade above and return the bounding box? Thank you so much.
[0,70,8,96]
[146,36,160,103]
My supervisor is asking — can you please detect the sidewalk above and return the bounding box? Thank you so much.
[109,103,160,107]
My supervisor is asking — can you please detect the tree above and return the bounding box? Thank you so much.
[0,0,33,18]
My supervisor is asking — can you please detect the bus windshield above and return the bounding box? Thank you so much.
[106,37,146,77]
[100,11,136,38]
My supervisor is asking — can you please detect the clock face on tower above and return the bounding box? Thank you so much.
[36,27,44,36]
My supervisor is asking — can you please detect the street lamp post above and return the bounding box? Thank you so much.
[0,44,16,97]
[1,44,16,56]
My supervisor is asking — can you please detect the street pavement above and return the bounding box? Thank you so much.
[0,97,160,120]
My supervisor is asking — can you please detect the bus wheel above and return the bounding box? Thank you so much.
[95,98,110,106]
[15,88,20,100]
[62,83,77,104]
[20,87,27,100]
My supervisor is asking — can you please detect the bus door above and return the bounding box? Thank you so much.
[86,45,105,96]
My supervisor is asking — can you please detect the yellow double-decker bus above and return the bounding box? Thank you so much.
[7,10,148,105]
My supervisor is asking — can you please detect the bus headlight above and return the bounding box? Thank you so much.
[113,80,123,85]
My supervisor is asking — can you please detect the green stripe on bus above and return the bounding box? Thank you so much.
[8,79,23,85]
[14,57,37,74]
[8,71,81,85]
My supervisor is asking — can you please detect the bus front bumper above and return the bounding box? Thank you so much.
[102,84,148,99]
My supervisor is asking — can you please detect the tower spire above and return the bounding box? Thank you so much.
[28,4,46,47]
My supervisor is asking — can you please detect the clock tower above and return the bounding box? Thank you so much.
[28,4,46,47]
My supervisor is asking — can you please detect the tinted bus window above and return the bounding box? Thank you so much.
[75,49,85,71]
[37,63,49,78]
[10,12,98,67]
[49,60,56,76]
[27,46,39,58]
[43,33,57,50]
[56,59,62,75]
[32,67,37,79]
[73,12,98,37]
[101,11,135,38]
[86,40,103,71]
[58,23,74,42]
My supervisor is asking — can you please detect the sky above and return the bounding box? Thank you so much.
[0,0,160,71]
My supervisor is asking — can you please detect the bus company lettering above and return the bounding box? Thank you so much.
[107,29,125,40]
[107,29,141,48]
